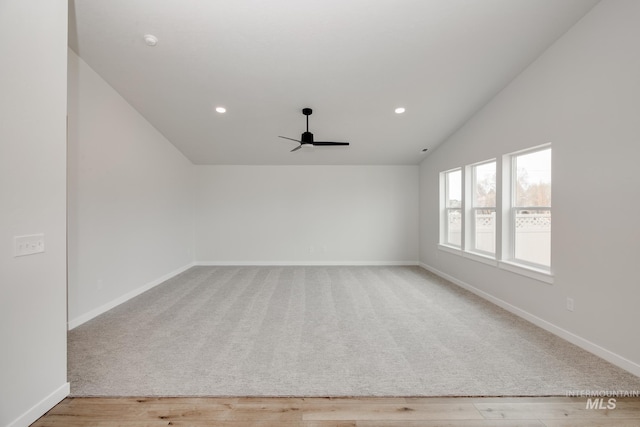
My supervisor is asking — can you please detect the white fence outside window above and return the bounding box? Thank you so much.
[447,211,550,265]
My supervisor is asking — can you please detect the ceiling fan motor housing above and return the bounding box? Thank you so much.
[301,131,314,143]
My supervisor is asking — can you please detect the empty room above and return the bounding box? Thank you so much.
[3,0,640,426]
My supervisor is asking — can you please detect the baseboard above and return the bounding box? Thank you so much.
[195,260,419,266]
[419,262,640,378]
[68,262,196,330]
[7,382,69,427]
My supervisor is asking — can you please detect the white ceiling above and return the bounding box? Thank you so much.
[68,0,598,165]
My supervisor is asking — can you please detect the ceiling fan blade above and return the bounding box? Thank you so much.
[278,136,301,143]
[290,145,302,152]
[312,141,350,146]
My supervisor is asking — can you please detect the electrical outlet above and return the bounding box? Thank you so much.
[566,297,574,312]
[14,234,45,257]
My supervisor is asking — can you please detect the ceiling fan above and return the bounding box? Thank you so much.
[279,108,350,152]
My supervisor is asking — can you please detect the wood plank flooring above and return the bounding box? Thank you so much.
[32,396,640,426]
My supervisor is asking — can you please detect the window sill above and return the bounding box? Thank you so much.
[499,260,553,284]
[438,244,553,284]
[439,246,499,268]
[438,244,462,255]
[463,251,498,267]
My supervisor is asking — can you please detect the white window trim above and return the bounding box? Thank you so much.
[499,260,554,284]
[465,159,497,259]
[437,144,553,285]
[438,243,462,256]
[464,250,498,267]
[502,143,552,274]
[440,168,463,249]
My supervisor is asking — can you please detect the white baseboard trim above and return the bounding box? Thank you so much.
[7,382,69,427]
[195,260,419,266]
[68,262,196,330]
[419,262,640,378]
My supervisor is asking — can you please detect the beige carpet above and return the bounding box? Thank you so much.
[68,266,640,396]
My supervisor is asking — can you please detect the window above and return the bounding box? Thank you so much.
[509,147,551,268]
[442,168,462,248]
[438,144,552,283]
[470,161,496,255]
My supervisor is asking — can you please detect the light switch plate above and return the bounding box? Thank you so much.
[14,234,45,257]
[566,297,574,312]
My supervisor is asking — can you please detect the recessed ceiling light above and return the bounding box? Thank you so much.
[215,107,227,114]
[395,107,406,114]
[144,34,158,47]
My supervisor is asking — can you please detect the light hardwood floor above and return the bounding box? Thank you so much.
[32,396,640,426]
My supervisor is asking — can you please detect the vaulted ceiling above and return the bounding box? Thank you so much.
[68,0,598,165]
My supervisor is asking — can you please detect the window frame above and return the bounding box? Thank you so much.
[440,168,463,249]
[504,145,552,272]
[437,144,553,284]
[467,159,497,258]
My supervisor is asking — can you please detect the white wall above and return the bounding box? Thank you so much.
[67,50,195,327]
[196,165,419,264]
[0,1,69,426]
[420,0,640,373]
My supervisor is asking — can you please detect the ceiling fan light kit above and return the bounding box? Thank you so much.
[279,108,350,152]
[143,34,158,46]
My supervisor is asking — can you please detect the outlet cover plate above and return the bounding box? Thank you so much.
[566,297,574,312]
[14,234,45,257]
